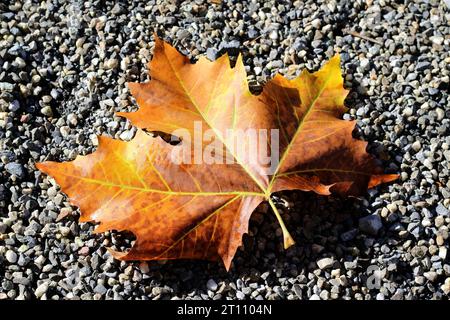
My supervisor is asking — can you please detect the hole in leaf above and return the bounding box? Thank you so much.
[142,129,182,145]
[109,229,137,253]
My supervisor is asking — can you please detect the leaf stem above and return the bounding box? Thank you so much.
[268,197,295,249]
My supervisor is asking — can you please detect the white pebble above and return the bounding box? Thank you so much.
[5,250,18,263]
[35,282,49,299]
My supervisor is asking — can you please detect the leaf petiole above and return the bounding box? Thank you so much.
[268,197,295,249]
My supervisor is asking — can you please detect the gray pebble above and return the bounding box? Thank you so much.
[206,279,218,291]
[5,250,18,263]
[5,163,25,178]
[436,204,449,216]
[359,214,383,235]
[317,257,334,270]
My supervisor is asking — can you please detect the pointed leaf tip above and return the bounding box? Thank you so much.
[368,173,399,189]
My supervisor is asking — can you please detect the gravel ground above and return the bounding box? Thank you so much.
[1,0,449,300]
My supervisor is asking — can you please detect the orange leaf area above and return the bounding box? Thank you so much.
[37,38,397,270]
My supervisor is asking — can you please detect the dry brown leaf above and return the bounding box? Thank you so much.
[37,38,397,270]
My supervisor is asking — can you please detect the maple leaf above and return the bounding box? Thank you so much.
[36,38,398,270]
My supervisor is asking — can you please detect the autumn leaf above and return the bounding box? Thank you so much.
[36,37,397,270]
